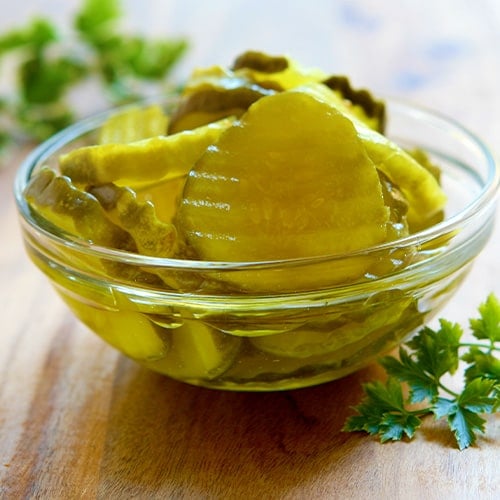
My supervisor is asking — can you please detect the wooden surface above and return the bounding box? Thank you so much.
[1,1,500,499]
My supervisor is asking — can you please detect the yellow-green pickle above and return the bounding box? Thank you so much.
[23,51,457,390]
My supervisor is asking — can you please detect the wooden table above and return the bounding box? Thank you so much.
[1,1,499,498]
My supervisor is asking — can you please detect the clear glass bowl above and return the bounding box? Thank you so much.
[14,98,499,391]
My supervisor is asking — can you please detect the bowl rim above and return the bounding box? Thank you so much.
[13,96,500,272]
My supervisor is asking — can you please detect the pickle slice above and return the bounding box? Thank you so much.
[98,104,169,144]
[153,321,241,380]
[133,174,186,224]
[232,51,289,73]
[59,117,235,187]
[359,134,447,232]
[322,75,386,132]
[89,183,177,258]
[178,90,390,268]
[231,51,326,91]
[24,167,168,285]
[168,86,273,134]
[378,169,409,241]
[251,294,413,359]
[168,51,326,133]
[296,82,446,231]
[61,292,168,361]
[24,167,136,252]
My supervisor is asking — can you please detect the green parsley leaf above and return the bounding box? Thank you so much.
[343,378,423,440]
[0,0,188,157]
[433,397,457,419]
[74,0,122,46]
[470,293,500,342]
[73,0,188,104]
[345,293,500,450]
[433,378,497,449]
[458,377,497,414]
[380,347,438,402]
[462,347,500,383]
[448,406,486,450]
[16,101,75,141]
[406,319,462,377]
[124,37,189,80]
[20,55,87,104]
[378,412,422,442]
[0,18,57,55]
[363,377,405,411]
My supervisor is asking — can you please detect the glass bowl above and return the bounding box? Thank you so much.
[14,97,499,391]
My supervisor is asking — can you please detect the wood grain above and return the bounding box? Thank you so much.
[1,1,500,497]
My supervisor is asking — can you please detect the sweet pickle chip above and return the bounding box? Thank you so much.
[152,320,241,380]
[230,51,385,133]
[322,75,386,132]
[407,148,442,183]
[231,50,289,73]
[59,117,235,187]
[251,294,413,359]
[378,170,409,240]
[89,183,177,258]
[98,104,169,144]
[231,51,326,91]
[168,86,274,134]
[360,135,447,232]
[133,174,186,224]
[405,148,445,231]
[177,90,391,289]
[295,83,447,231]
[61,292,168,361]
[23,167,166,284]
[24,167,154,284]
[24,167,137,252]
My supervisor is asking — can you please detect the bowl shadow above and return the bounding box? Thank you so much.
[95,358,386,498]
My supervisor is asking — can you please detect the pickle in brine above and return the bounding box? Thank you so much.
[152,321,241,381]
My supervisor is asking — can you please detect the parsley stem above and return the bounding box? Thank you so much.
[408,407,432,417]
[459,342,499,352]
[438,381,459,399]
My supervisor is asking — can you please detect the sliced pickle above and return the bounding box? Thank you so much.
[168,86,274,134]
[251,294,413,359]
[89,183,177,258]
[177,89,391,290]
[61,292,168,361]
[322,75,386,132]
[59,117,235,187]
[178,90,390,260]
[360,136,447,232]
[293,82,446,232]
[24,167,164,284]
[405,148,445,231]
[24,167,136,252]
[230,51,326,91]
[407,147,442,183]
[168,50,326,133]
[133,174,187,224]
[99,104,169,144]
[231,50,289,73]
[153,321,241,380]
[377,169,409,241]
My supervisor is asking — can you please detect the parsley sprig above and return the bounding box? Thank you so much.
[344,293,500,450]
[0,0,188,156]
